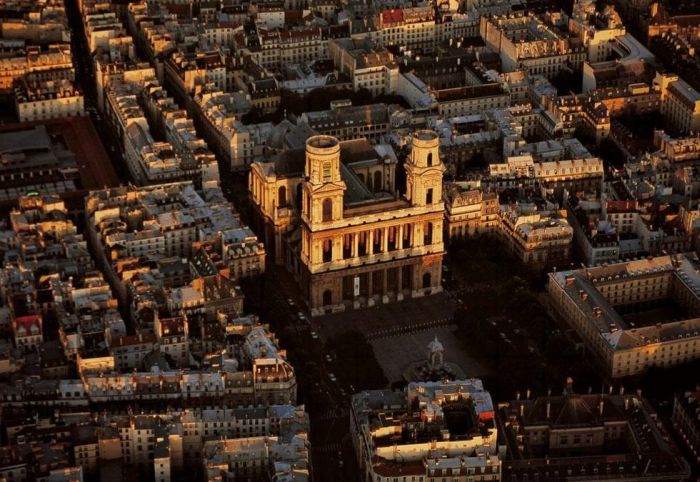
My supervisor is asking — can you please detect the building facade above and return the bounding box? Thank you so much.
[547,254,700,377]
[250,132,445,315]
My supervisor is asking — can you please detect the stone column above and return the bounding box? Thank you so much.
[398,224,404,250]
[333,236,343,261]
[353,233,359,257]
[368,229,374,254]
[382,227,389,253]
[367,272,374,307]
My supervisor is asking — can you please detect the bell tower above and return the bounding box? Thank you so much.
[301,135,346,226]
[405,130,445,207]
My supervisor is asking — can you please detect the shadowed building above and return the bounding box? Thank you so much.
[499,380,691,481]
[548,254,700,377]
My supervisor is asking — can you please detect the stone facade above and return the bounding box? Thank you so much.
[250,132,445,315]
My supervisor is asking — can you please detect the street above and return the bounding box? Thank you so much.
[64,0,132,186]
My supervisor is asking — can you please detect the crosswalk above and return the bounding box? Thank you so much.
[315,408,349,421]
[366,317,453,340]
[311,443,341,453]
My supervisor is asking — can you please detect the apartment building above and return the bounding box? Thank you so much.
[328,38,399,96]
[1,322,297,408]
[235,26,328,71]
[656,72,700,134]
[672,388,700,467]
[0,0,70,45]
[498,203,573,266]
[487,139,604,193]
[0,44,74,95]
[444,182,500,238]
[188,84,270,170]
[164,50,226,97]
[547,254,700,377]
[569,2,626,63]
[297,101,392,144]
[500,382,691,481]
[14,78,84,122]
[105,78,219,187]
[481,13,586,79]
[85,182,264,306]
[351,379,501,482]
[203,434,310,482]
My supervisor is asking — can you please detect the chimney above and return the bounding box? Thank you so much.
[516,391,521,400]
[599,399,604,416]
[519,403,524,417]
[624,398,629,410]
[526,388,531,400]
[619,386,624,395]
[546,401,551,419]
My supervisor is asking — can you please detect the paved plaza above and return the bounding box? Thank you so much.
[370,324,491,382]
[313,292,457,338]
[313,292,489,383]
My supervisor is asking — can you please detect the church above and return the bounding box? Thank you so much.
[249,131,445,315]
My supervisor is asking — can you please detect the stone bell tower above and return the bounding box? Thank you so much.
[405,130,445,208]
[301,135,346,226]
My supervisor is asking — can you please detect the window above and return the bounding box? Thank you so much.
[278,186,287,206]
[322,162,331,180]
[373,171,382,191]
[322,198,333,222]
[424,222,433,245]
[323,239,333,262]
[426,188,433,205]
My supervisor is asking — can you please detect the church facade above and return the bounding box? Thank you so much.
[249,132,445,315]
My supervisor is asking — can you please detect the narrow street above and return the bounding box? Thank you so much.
[243,266,360,481]
[64,0,132,185]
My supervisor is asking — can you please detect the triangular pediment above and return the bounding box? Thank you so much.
[310,182,346,193]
